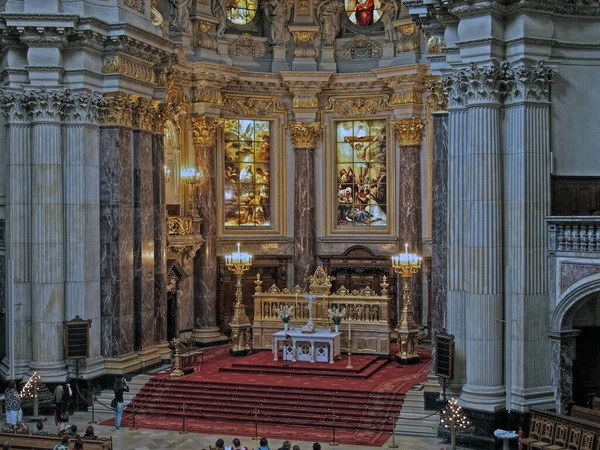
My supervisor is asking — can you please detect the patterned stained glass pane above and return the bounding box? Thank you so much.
[224,118,271,227]
[227,0,258,25]
[335,119,387,227]
[345,0,382,27]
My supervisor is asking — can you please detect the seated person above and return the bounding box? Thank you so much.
[215,439,225,450]
[83,425,97,440]
[53,436,69,450]
[33,421,47,436]
[64,424,79,437]
[74,440,84,450]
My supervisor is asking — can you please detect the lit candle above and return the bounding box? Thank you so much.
[348,318,351,340]
[295,293,298,319]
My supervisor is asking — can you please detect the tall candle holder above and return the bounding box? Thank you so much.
[391,243,422,364]
[181,167,202,216]
[226,243,253,357]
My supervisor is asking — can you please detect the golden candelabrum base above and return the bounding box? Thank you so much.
[170,343,184,377]
[229,270,252,357]
[394,272,421,365]
[346,338,354,369]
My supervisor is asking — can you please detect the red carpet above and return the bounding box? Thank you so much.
[103,345,431,446]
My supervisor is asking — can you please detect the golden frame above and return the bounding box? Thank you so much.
[324,114,396,236]
[216,107,287,237]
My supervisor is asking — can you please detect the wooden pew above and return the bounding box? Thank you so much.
[572,406,600,425]
[524,408,600,450]
[0,431,112,450]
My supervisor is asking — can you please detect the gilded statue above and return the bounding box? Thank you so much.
[317,0,345,47]
[262,0,292,47]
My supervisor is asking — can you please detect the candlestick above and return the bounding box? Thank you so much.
[348,318,351,340]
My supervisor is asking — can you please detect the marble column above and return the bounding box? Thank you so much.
[152,132,167,345]
[461,65,506,412]
[394,118,424,324]
[133,128,155,351]
[0,91,32,378]
[62,92,104,375]
[289,122,320,288]
[191,116,223,343]
[504,62,557,412]
[99,94,135,357]
[29,88,67,380]
[548,329,580,414]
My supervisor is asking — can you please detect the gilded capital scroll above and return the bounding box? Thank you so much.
[393,118,425,146]
[191,116,222,146]
[289,122,321,149]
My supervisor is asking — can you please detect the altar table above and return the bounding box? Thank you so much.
[272,329,341,363]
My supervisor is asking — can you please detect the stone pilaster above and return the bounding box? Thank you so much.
[504,62,557,412]
[28,88,67,381]
[460,64,506,412]
[442,72,469,394]
[548,329,580,414]
[393,118,424,325]
[289,122,320,288]
[191,116,225,344]
[0,91,32,379]
[62,91,104,377]
[99,92,135,358]
[152,131,167,346]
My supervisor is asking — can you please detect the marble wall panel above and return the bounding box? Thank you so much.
[152,134,167,344]
[294,147,316,289]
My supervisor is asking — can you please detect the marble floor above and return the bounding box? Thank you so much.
[22,410,453,450]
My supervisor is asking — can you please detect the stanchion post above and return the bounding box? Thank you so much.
[330,411,338,446]
[88,396,98,424]
[252,407,260,440]
[129,399,138,431]
[389,413,399,448]
[179,402,188,434]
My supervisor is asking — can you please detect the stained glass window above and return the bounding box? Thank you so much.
[224,119,271,227]
[227,0,258,25]
[345,0,382,27]
[336,119,387,227]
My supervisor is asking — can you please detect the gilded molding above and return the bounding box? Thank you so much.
[289,122,321,149]
[425,79,447,113]
[396,23,420,53]
[192,79,223,104]
[393,117,425,146]
[292,95,319,109]
[325,95,390,116]
[191,116,222,146]
[291,31,316,58]
[168,216,194,235]
[228,33,265,58]
[342,35,381,60]
[222,94,284,116]
[102,55,156,84]
[390,89,422,105]
[131,96,160,131]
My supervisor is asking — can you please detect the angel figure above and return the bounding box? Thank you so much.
[379,0,399,43]
[213,0,229,39]
[262,0,292,46]
[317,0,345,47]
[169,0,192,32]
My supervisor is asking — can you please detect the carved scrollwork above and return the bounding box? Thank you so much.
[427,35,445,54]
[168,216,194,235]
[325,95,390,116]
[125,0,145,13]
[342,35,381,59]
[292,31,316,58]
[222,94,281,116]
[396,23,420,52]
[194,20,217,50]
[102,55,156,84]
[425,79,448,113]
[228,33,265,58]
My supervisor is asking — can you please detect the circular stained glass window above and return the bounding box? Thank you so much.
[345,0,382,27]
[227,0,259,25]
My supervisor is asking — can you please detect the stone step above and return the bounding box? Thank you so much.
[395,383,438,438]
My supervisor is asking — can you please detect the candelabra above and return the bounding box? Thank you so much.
[391,243,422,364]
[180,167,202,216]
[226,242,253,357]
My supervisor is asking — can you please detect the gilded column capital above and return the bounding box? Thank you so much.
[425,79,448,113]
[191,116,223,146]
[131,96,159,131]
[100,91,135,127]
[289,122,321,149]
[393,118,425,146]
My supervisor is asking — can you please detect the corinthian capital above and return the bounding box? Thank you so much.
[289,122,321,149]
[25,87,65,122]
[191,116,222,146]
[393,117,425,146]
[504,60,558,104]
[101,92,135,127]
[62,91,105,124]
[425,79,447,113]
[464,63,505,105]
[0,90,28,122]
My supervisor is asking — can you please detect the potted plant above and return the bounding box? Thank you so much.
[327,307,346,332]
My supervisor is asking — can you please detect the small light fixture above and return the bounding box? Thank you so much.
[164,164,171,183]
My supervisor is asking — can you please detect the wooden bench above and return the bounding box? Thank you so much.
[0,431,112,450]
[572,406,600,425]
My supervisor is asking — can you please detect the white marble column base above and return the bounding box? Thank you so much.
[193,327,228,344]
[509,386,554,413]
[0,358,32,381]
[29,360,69,383]
[460,384,506,412]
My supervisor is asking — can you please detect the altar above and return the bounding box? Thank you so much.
[272,329,341,364]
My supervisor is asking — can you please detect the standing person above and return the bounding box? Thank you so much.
[4,381,20,430]
[54,383,72,432]
[113,377,129,431]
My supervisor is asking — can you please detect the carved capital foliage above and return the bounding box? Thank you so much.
[325,95,390,116]
[191,116,222,146]
[441,69,469,109]
[504,60,558,104]
[289,122,321,149]
[131,96,160,131]
[192,79,223,105]
[426,79,447,113]
[62,91,105,124]
[0,90,28,122]
[393,117,425,146]
[101,92,135,127]
[463,63,505,105]
[24,87,64,122]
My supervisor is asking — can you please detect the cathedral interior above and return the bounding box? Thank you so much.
[1,0,600,448]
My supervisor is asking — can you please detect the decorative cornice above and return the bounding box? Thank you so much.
[102,55,156,84]
[393,117,425,146]
[191,116,223,146]
[289,122,321,149]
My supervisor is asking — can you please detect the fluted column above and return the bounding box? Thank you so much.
[62,92,104,376]
[393,118,424,324]
[192,116,224,343]
[0,91,32,379]
[461,65,506,412]
[289,122,320,287]
[504,62,557,412]
[28,88,66,380]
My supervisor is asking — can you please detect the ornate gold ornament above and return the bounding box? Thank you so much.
[292,31,316,58]
[426,79,448,113]
[396,23,420,53]
[393,117,425,146]
[101,91,135,127]
[391,89,423,105]
[292,95,319,109]
[342,35,381,60]
[125,0,145,13]
[194,21,216,50]
[191,116,222,146]
[325,95,390,116]
[308,266,334,295]
[297,0,310,15]
[192,79,223,104]
[222,94,282,116]
[168,216,194,235]
[102,55,156,84]
[131,96,159,131]
[427,35,445,54]
[228,33,265,58]
[289,122,321,149]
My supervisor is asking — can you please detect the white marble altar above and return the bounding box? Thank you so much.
[272,329,340,363]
